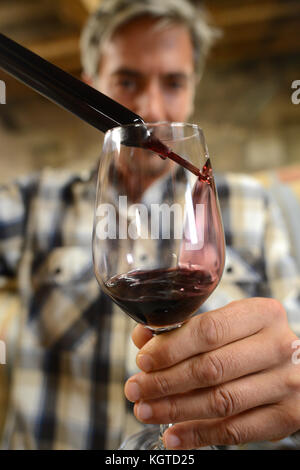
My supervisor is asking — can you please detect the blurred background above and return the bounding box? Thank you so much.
[0,0,299,183]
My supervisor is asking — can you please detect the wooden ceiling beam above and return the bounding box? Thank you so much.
[215,19,300,46]
[211,37,300,64]
[0,0,55,29]
[57,0,89,28]
[1,0,299,99]
[24,35,80,63]
[210,1,300,27]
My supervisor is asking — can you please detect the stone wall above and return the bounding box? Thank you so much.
[196,55,300,175]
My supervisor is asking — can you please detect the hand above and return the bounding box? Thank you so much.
[124,298,300,449]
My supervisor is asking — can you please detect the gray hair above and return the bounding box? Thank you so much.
[80,0,219,79]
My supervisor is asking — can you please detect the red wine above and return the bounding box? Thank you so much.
[103,267,218,328]
[144,134,211,181]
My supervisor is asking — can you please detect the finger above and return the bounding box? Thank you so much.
[163,400,300,449]
[133,365,290,424]
[132,324,154,349]
[126,328,289,402]
[136,298,286,372]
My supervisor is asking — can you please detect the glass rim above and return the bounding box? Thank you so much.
[106,121,204,139]
[104,121,210,163]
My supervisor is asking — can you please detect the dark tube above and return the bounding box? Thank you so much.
[0,33,144,133]
[0,34,200,175]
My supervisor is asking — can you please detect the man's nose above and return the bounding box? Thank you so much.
[136,81,167,123]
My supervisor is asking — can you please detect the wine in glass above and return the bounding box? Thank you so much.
[92,122,225,449]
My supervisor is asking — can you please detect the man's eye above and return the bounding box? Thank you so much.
[117,79,137,91]
[165,80,185,90]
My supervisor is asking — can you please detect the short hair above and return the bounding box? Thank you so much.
[80,0,219,79]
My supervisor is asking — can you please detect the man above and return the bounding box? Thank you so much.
[0,0,299,450]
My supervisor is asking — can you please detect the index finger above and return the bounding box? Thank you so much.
[132,324,154,349]
[136,297,284,372]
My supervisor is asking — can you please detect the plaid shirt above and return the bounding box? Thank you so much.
[0,163,299,450]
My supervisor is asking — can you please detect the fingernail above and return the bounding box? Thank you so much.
[137,354,153,372]
[125,381,141,402]
[165,433,181,449]
[137,402,153,420]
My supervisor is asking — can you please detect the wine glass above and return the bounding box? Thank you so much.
[92,122,225,450]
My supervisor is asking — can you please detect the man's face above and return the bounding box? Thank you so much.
[95,17,196,123]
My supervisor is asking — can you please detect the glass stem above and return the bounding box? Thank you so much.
[152,328,178,450]
[151,326,218,451]
[158,424,172,450]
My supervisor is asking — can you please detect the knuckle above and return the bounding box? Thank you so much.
[221,422,244,446]
[191,426,206,448]
[278,335,296,362]
[272,298,286,318]
[154,344,176,368]
[286,370,300,394]
[264,297,287,323]
[163,344,180,367]
[189,357,203,384]
[199,353,224,386]
[273,328,298,363]
[197,315,225,348]
[276,403,300,432]
[292,408,300,430]
[289,409,300,430]
[166,397,180,423]
[210,386,239,418]
[153,373,171,396]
